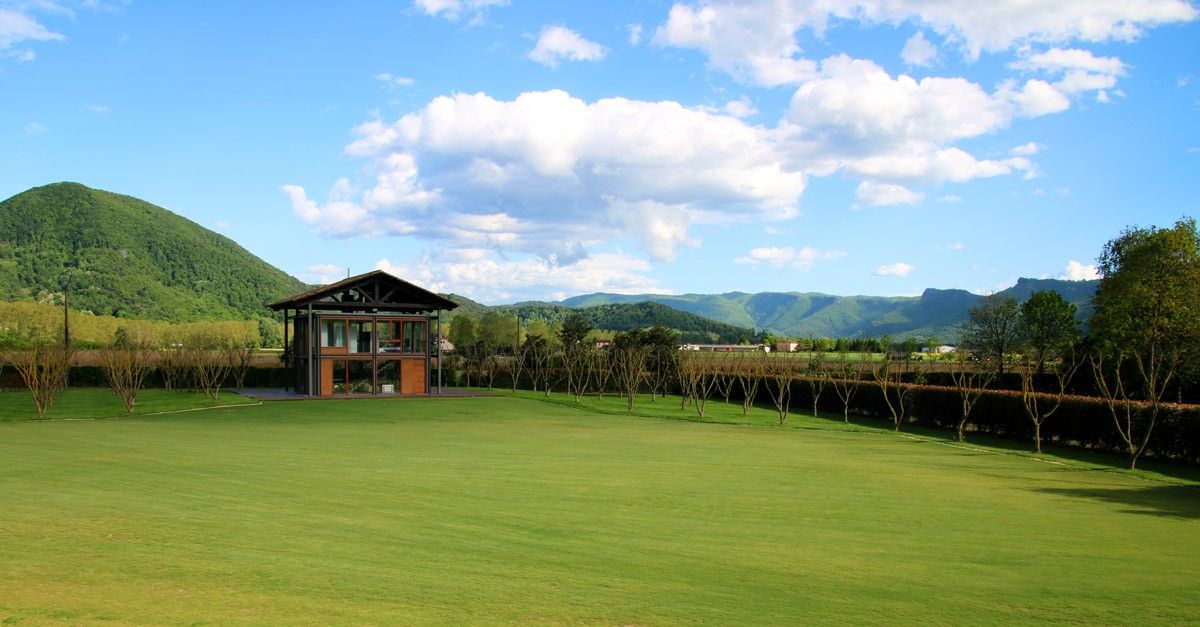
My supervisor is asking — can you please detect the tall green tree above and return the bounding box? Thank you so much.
[1088,218,1200,469]
[448,315,477,349]
[960,294,1022,375]
[1019,290,1079,374]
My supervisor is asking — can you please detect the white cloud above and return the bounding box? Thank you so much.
[947,242,964,251]
[0,7,63,51]
[24,121,46,135]
[723,96,757,117]
[653,0,1196,82]
[783,55,1036,182]
[375,250,667,303]
[653,0,818,86]
[1060,260,1100,281]
[413,0,507,22]
[901,31,937,66]
[85,103,110,114]
[305,263,347,285]
[855,181,923,207]
[1009,142,1041,156]
[937,194,963,203]
[733,246,844,270]
[627,23,643,46]
[876,262,914,277]
[375,72,415,87]
[288,89,805,262]
[528,25,607,68]
[1011,48,1127,99]
[1006,78,1072,117]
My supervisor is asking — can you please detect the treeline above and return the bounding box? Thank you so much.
[447,301,761,349]
[0,301,282,349]
[451,219,1200,469]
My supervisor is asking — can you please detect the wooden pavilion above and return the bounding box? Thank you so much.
[269,270,458,397]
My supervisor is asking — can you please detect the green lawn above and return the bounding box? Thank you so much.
[0,387,256,422]
[1,392,1198,624]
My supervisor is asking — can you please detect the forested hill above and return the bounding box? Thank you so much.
[0,182,306,322]
[560,277,1100,341]
[443,294,758,343]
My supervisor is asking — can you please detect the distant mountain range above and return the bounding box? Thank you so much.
[0,182,1099,341]
[552,278,1099,341]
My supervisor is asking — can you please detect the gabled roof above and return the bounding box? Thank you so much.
[268,269,458,312]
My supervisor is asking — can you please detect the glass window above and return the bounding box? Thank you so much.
[376,360,400,394]
[321,319,346,348]
[332,359,347,394]
[348,360,372,393]
[403,321,426,354]
[378,320,402,353]
[349,320,372,353]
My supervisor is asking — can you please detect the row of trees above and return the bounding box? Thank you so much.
[450,219,1199,470]
[1,328,261,416]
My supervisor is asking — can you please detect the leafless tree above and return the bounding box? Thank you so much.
[829,351,861,423]
[156,346,190,391]
[591,347,613,399]
[6,342,75,416]
[563,343,593,402]
[764,355,795,425]
[99,336,153,414]
[1019,349,1081,453]
[611,343,649,414]
[948,349,995,442]
[1090,350,1166,469]
[871,349,921,432]
[804,353,829,417]
[733,353,764,416]
[679,352,719,419]
[185,340,232,403]
[226,339,257,389]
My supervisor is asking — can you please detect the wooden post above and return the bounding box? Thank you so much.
[307,304,314,396]
[436,311,443,395]
[283,309,290,391]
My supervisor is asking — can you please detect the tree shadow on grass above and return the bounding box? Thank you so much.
[1033,484,1200,519]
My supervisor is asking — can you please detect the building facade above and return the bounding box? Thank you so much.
[269,270,458,397]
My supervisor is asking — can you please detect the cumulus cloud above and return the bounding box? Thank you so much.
[1011,48,1128,100]
[413,0,507,22]
[723,96,757,117]
[1010,142,1041,156]
[876,262,914,277]
[304,264,348,285]
[528,25,606,68]
[901,31,937,66]
[733,246,844,270]
[286,89,806,263]
[937,194,963,203]
[855,181,923,207]
[374,250,668,303]
[1060,259,1101,281]
[653,0,1196,84]
[783,56,1035,182]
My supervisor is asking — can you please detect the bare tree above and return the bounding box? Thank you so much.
[99,334,153,414]
[226,339,257,389]
[611,340,649,415]
[1019,349,1081,453]
[871,349,921,432]
[948,349,995,442]
[733,353,764,416]
[157,346,190,391]
[763,355,795,425]
[6,341,75,416]
[804,353,829,417]
[829,351,861,423]
[1090,351,1161,469]
[591,347,613,399]
[679,351,719,419]
[186,340,232,403]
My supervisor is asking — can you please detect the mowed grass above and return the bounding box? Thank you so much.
[0,387,256,421]
[1,394,1198,624]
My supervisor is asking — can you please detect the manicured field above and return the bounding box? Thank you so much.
[1,393,1198,624]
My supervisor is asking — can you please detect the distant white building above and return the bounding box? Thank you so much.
[921,345,957,354]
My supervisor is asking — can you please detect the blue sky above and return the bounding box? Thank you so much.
[2,0,1198,303]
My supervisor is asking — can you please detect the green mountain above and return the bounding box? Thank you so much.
[0,182,306,321]
[443,294,756,343]
[560,278,1100,341]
